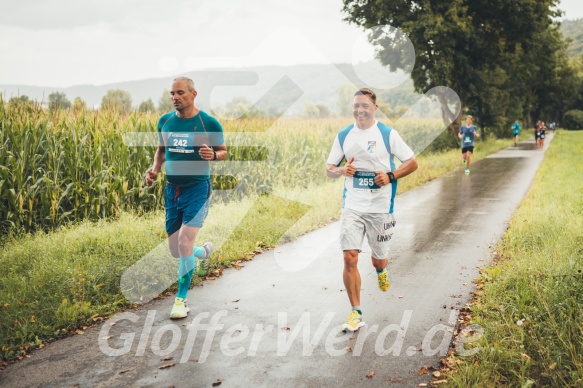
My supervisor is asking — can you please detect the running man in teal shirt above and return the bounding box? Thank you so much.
[145,77,228,319]
[512,120,521,147]
[458,115,480,175]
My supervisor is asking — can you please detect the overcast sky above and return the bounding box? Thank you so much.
[0,0,580,88]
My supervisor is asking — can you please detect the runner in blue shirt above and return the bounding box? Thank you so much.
[512,120,521,147]
[145,77,228,319]
[458,115,480,175]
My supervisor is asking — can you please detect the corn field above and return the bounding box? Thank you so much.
[0,98,442,235]
[0,101,160,234]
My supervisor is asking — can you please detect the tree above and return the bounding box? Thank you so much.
[304,102,333,118]
[138,98,155,113]
[101,89,132,112]
[72,97,86,111]
[342,0,563,134]
[220,96,265,118]
[48,92,71,110]
[158,89,174,112]
[9,95,29,106]
[337,84,355,117]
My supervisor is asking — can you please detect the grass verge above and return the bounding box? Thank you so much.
[446,130,583,386]
[0,137,510,362]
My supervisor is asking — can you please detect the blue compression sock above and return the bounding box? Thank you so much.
[193,246,204,258]
[177,254,195,299]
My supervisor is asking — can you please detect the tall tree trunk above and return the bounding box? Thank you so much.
[436,92,462,135]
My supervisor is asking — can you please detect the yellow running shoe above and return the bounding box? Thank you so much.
[170,297,189,319]
[342,310,365,332]
[377,268,391,292]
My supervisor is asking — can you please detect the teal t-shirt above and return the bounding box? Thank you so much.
[158,110,225,187]
[460,125,477,147]
[512,123,521,135]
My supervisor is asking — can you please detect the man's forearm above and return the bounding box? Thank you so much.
[393,157,418,180]
[151,147,165,173]
[214,147,228,161]
[326,164,344,178]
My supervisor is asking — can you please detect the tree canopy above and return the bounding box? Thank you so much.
[48,92,71,110]
[101,89,132,112]
[138,98,155,113]
[342,0,571,133]
[158,89,174,112]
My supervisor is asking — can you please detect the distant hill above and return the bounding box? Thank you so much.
[0,61,420,116]
[561,18,583,58]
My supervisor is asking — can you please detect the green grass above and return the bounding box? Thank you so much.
[0,132,510,362]
[447,130,583,387]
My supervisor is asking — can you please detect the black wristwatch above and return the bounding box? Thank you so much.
[387,172,396,183]
[213,150,218,161]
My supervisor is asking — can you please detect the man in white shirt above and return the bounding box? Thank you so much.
[326,88,418,332]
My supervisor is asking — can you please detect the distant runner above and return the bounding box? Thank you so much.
[534,121,541,150]
[145,77,228,319]
[512,119,521,147]
[326,88,418,332]
[539,121,547,150]
[459,115,480,175]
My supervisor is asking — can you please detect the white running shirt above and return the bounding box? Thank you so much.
[327,120,414,214]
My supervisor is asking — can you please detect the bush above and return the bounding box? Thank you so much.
[561,110,583,130]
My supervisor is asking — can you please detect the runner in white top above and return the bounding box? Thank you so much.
[326,88,418,332]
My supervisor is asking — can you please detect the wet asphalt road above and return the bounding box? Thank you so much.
[0,135,553,388]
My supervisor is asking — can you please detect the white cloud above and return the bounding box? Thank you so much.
[0,0,376,87]
[559,0,583,20]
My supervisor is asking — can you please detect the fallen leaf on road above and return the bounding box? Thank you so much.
[75,330,84,335]
[366,371,375,378]
[346,347,353,353]
[432,379,448,385]
[432,371,441,378]
[398,295,404,299]
[281,326,291,331]
[38,344,45,349]
[119,369,130,374]
[159,363,175,369]
[206,277,216,280]
[212,378,224,386]
[232,299,240,303]
[160,357,173,361]
[101,336,113,340]
[418,366,429,375]
[419,384,428,387]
